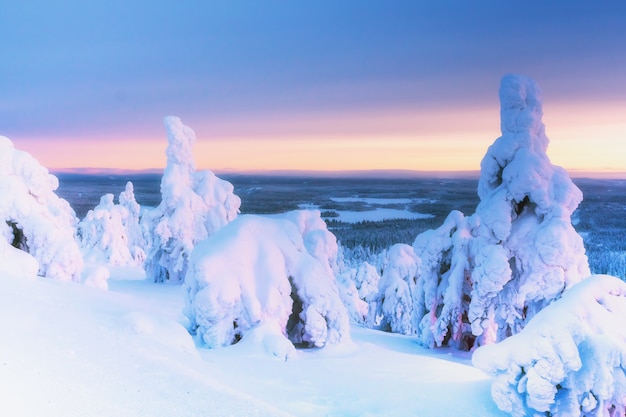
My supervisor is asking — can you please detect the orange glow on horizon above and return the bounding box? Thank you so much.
[11,101,626,177]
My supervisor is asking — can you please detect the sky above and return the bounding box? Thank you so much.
[2,1,626,175]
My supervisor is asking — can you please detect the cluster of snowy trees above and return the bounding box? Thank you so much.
[2,75,625,416]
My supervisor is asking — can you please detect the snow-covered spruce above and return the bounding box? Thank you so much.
[143,116,240,283]
[336,261,379,326]
[78,182,146,267]
[473,274,626,417]
[468,74,590,343]
[373,243,420,335]
[412,210,473,349]
[0,136,83,281]
[407,74,590,349]
[184,211,350,356]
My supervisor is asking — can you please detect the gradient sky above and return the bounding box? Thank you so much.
[2,1,626,174]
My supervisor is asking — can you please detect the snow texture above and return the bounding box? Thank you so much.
[184,211,351,353]
[0,136,83,281]
[469,74,590,342]
[143,116,240,283]
[78,182,146,267]
[473,274,626,417]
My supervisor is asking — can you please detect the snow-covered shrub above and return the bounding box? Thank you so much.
[184,212,350,353]
[412,210,473,349]
[0,136,83,281]
[374,243,420,335]
[336,253,382,326]
[143,116,240,283]
[468,74,590,342]
[473,274,626,417]
[78,182,146,266]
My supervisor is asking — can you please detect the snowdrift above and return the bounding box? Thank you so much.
[184,211,351,355]
[0,136,82,282]
[473,274,626,417]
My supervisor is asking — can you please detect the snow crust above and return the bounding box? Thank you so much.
[143,116,240,283]
[184,211,350,352]
[0,136,83,281]
[473,274,626,417]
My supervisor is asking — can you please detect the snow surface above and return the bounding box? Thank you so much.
[0,266,505,417]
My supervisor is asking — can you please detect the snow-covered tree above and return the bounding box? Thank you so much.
[468,74,590,343]
[143,116,240,283]
[405,74,589,349]
[412,210,473,349]
[184,211,350,355]
[78,182,146,266]
[473,274,626,417]
[373,243,420,335]
[0,136,83,281]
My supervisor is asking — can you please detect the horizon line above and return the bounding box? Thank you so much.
[51,167,626,180]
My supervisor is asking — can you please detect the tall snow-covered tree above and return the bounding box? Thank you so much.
[143,116,240,283]
[468,74,590,343]
[409,74,590,349]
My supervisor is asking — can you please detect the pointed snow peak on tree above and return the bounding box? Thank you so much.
[478,74,582,219]
[499,74,545,138]
[164,116,196,170]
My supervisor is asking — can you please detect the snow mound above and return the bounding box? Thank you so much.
[78,182,146,267]
[0,136,83,281]
[143,116,241,283]
[473,274,626,417]
[469,74,590,342]
[184,212,351,353]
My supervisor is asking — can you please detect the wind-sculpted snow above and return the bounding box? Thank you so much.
[184,211,350,356]
[469,74,590,342]
[0,136,83,281]
[78,182,146,267]
[143,116,240,283]
[473,275,626,417]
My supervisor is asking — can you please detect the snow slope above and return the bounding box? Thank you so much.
[0,268,505,416]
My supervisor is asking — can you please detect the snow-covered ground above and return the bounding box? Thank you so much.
[1,269,504,417]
